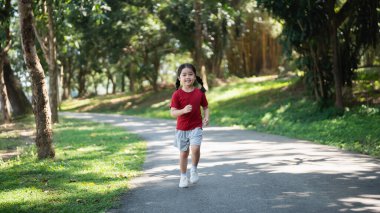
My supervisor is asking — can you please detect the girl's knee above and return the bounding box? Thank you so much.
[180,150,189,158]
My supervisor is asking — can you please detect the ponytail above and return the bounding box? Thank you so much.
[175,79,181,90]
[196,76,207,93]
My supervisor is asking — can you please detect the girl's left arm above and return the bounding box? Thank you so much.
[203,107,210,126]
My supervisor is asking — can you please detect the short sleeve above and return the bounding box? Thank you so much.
[201,92,208,108]
[170,91,180,109]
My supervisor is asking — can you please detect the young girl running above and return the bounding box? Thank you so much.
[170,63,209,188]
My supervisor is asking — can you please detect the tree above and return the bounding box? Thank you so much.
[225,2,282,77]
[257,0,379,109]
[18,0,55,159]
[3,55,33,116]
[129,12,176,92]
[193,0,208,90]
[1,0,32,118]
[0,0,12,123]
[0,48,12,124]
[33,0,59,123]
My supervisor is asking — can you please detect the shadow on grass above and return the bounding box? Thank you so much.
[56,112,380,212]
[62,90,173,115]
[0,118,145,213]
[209,84,380,157]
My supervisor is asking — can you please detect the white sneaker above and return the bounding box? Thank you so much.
[179,176,189,188]
[190,170,199,184]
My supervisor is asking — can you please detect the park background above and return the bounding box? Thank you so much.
[1,0,380,212]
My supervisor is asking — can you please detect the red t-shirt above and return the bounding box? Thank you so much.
[170,88,208,131]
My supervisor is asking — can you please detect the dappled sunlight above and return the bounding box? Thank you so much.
[0,187,59,204]
[60,112,380,212]
[77,145,105,153]
[276,103,291,114]
[276,191,313,199]
[202,130,380,175]
[339,195,380,212]
[150,99,170,109]
[244,75,278,83]
[209,81,289,104]
[109,96,138,104]
[61,99,91,111]
[75,125,97,131]
[61,93,147,112]
[1,115,148,212]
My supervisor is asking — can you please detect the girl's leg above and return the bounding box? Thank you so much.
[190,145,201,168]
[180,150,190,174]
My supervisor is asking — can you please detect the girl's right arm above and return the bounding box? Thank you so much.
[171,105,192,118]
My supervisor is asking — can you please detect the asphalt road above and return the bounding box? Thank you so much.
[61,112,380,213]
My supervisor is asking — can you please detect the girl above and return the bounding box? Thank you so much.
[170,63,209,188]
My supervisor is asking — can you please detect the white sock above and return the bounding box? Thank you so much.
[191,165,197,172]
[181,173,187,178]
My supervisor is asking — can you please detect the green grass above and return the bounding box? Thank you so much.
[211,84,380,156]
[60,90,173,118]
[61,76,380,157]
[0,116,34,150]
[0,118,146,213]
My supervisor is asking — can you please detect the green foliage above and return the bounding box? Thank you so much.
[0,118,146,212]
[257,0,380,107]
[352,67,380,104]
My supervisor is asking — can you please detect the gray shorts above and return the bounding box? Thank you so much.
[174,127,203,152]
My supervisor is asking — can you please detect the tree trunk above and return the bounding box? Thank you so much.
[66,57,73,98]
[46,0,59,123]
[112,79,116,94]
[152,52,160,92]
[106,70,116,94]
[129,74,135,93]
[262,31,267,73]
[78,67,87,97]
[18,0,55,159]
[121,72,125,92]
[3,55,33,116]
[127,65,135,93]
[61,56,73,100]
[329,7,344,109]
[0,0,12,123]
[193,0,209,90]
[0,55,12,123]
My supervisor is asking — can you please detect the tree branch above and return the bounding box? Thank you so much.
[32,19,50,62]
[3,30,12,54]
[1,0,12,54]
[336,0,359,26]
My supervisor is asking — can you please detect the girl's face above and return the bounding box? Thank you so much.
[178,68,196,87]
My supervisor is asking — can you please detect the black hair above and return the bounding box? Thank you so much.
[175,63,206,93]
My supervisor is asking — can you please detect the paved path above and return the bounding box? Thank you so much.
[61,112,380,213]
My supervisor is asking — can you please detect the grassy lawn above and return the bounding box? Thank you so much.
[0,117,34,150]
[0,118,146,213]
[209,78,380,156]
[61,75,380,157]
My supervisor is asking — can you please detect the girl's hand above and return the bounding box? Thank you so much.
[203,117,209,126]
[182,105,192,114]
